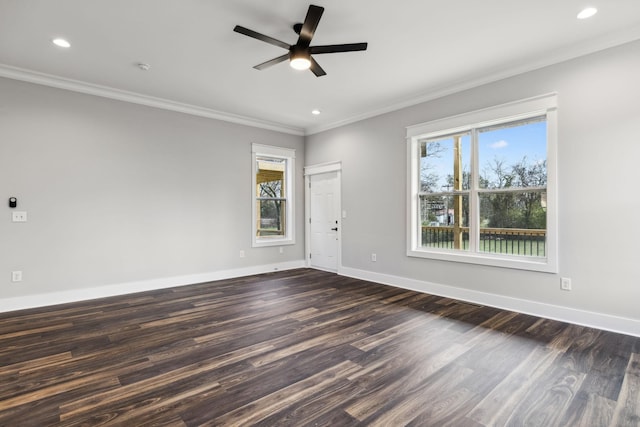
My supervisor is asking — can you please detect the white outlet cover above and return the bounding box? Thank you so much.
[12,211,27,222]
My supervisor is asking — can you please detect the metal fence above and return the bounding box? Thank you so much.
[421,226,546,256]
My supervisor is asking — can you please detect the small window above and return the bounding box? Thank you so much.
[407,94,557,272]
[252,144,295,247]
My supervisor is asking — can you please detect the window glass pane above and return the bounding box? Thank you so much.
[419,133,471,192]
[479,191,546,257]
[478,118,547,189]
[420,194,469,251]
[256,199,286,237]
[256,157,285,198]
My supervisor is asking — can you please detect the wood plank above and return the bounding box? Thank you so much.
[196,361,361,426]
[609,352,640,427]
[467,345,561,425]
[501,365,586,426]
[0,268,637,425]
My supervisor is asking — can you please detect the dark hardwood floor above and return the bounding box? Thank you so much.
[0,268,638,426]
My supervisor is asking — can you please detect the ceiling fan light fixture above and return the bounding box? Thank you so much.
[290,54,311,70]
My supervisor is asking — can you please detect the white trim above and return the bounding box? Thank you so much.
[339,266,640,338]
[406,93,557,139]
[0,64,304,136]
[0,261,306,314]
[4,20,638,138]
[304,26,640,135]
[3,18,639,138]
[304,161,342,176]
[252,144,297,159]
[252,144,296,247]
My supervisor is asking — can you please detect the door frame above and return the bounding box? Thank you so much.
[304,161,342,272]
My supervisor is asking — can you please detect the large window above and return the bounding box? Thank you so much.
[252,144,295,247]
[407,94,557,272]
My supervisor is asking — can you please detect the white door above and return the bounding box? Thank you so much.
[309,171,340,271]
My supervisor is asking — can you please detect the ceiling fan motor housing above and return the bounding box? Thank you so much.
[290,45,310,60]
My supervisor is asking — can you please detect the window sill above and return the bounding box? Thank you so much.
[407,248,557,273]
[253,238,295,248]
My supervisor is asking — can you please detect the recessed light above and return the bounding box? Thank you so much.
[312,109,321,115]
[577,7,597,19]
[52,38,71,48]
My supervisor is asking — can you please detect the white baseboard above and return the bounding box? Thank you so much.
[339,266,640,338]
[0,260,306,314]
[5,262,637,338]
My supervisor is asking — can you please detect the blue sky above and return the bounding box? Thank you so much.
[479,120,546,168]
[421,120,547,191]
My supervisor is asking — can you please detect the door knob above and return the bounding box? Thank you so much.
[331,227,338,231]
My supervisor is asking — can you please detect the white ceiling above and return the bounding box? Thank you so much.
[1,1,639,135]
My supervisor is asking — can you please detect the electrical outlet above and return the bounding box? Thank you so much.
[279,247,284,254]
[12,211,27,222]
[12,271,22,282]
[560,277,572,291]
[239,250,245,258]
[371,253,377,262]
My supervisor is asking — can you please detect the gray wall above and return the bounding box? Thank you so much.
[306,40,640,321]
[2,40,639,325]
[0,77,305,299]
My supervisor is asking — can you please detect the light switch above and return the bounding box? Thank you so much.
[12,211,27,222]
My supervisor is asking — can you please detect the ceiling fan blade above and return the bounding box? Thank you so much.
[310,43,368,54]
[298,5,324,48]
[253,54,289,70]
[233,25,290,50]
[309,57,326,77]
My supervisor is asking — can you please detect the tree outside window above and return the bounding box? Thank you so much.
[256,157,286,237]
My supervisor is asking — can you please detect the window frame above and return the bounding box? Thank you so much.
[252,143,295,248]
[406,94,558,273]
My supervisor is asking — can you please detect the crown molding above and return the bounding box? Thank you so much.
[0,64,305,136]
[2,23,639,138]
[305,26,640,135]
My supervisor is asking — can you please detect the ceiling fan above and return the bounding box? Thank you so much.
[233,4,368,77]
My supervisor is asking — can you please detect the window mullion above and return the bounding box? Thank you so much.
[469,128,479,253]
[414,140,422,248]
